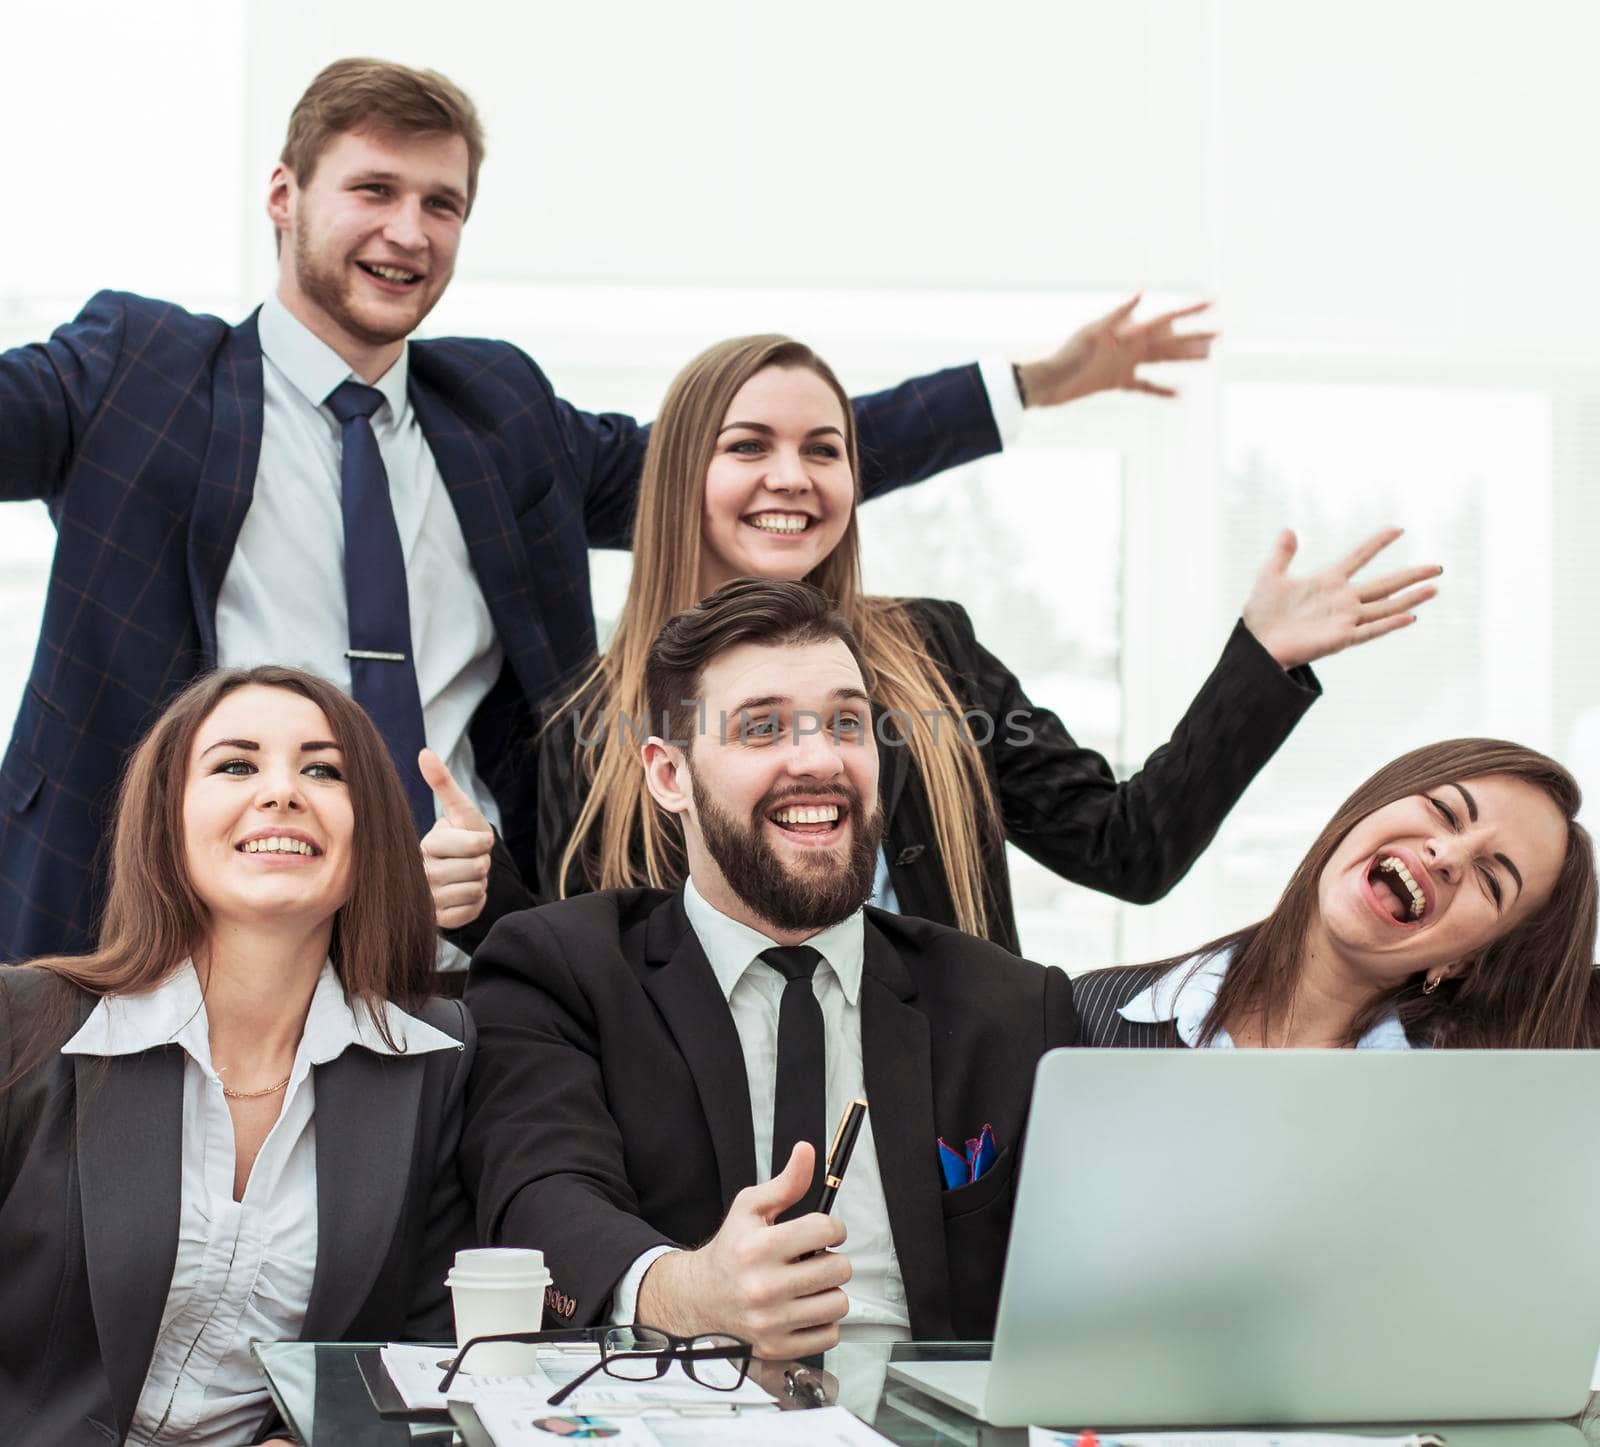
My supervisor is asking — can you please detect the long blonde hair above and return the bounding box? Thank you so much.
[556,335,1001,935]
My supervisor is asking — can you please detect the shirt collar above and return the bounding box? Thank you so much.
[297,958,462,1063]
[682,877,865,1007]
[61,958,460,1068]
[59,959,215,1067]
[258,291,411,425]
[1115,947,1415,1051]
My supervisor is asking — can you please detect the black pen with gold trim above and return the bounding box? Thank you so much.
[816,1097,867,1215]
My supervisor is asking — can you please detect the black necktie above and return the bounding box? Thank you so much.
[762,945,827,1218]
[325,381,433,836]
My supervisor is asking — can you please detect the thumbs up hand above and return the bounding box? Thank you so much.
[418,748,495,930]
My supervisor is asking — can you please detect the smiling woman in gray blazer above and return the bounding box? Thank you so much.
[0,665,474,1447]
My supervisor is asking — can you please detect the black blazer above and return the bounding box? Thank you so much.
[461,888,1080,1342]
[454,600,1318,956]
[0,968,475,1447]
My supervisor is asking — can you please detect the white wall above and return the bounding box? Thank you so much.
[3,0,1597,967]
[236,0,1215,296]
[9,1,1599,347]
[1218,0,1600,365]
[2,3,248,325]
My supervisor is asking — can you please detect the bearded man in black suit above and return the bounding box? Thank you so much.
[462,578,1079,1358]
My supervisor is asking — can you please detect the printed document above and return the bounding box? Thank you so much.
[476,1401,891,1445]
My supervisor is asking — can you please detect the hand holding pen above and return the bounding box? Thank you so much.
[634,1103,868,1363]
[636,1142,849,1361]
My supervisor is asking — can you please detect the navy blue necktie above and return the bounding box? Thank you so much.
[762,945,827,1218]
[325,381,434,836]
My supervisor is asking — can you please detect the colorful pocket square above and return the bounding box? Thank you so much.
[937,1124,1000,1188]
[937,1137,969,1189]
[968,1123,998,1180]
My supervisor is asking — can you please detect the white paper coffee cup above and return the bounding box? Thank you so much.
[445,1247,551,1377]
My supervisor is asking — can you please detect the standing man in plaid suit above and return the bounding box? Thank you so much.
[0,58,1213,963]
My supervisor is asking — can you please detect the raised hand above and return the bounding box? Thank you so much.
[1014,293,1217,407]
[637,1143,851,1360]
[418,748,495,930]
[1242,527,1442,671]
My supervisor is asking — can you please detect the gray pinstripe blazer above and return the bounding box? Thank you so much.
[1075,958,1433,1050]
[1072,962,1187,1048]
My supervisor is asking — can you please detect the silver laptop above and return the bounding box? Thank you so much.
[891,1049,1600,1429]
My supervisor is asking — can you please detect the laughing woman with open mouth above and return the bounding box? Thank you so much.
[1073,738,1600,1050]
[0,665,473,1447]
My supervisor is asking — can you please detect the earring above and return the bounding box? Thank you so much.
[1422,975,1442,995]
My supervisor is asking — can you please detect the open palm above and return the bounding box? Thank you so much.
[1022,293,1217,406]
[1242,527,1441,671]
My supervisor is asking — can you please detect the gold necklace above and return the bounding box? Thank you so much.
[221,1072,292,1100]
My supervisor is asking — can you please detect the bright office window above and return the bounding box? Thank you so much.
[1184,380,1558,942]
[0,502,53,742]
[857,446,1127,971]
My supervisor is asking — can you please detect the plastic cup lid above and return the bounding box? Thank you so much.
[454,1248,546,1272]
[446,1247,551,1288]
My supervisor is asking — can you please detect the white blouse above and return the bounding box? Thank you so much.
[1116,947,1416,1050]
[61,960,459,1447]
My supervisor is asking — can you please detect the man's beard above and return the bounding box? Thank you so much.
[692,775,884,934]
[293,223,436,349]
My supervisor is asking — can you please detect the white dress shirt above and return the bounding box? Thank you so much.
[866,843,902,914]
[60,959,460,1447]
[975,357,1025,449]
[217,292,505,833]
[611,879,910,1341]
[1117,947,1418,1050]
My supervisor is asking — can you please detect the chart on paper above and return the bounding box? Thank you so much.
[475,1401,891,1445]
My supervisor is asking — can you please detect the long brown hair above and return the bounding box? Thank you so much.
[19,666,437,1043]
[1179,739,1599,1049]
[554,335,1001,934]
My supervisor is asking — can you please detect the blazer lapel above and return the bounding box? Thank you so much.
[860,921,953,1339]
[186,310,265,666]
[876,708,913,820]
[300,1048,425,1342]
[640,893,757,1212]
[408,379,559,705]
[76,1048,184,1437]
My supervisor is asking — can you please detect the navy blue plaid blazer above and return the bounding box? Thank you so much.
[0,291,1002,961]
